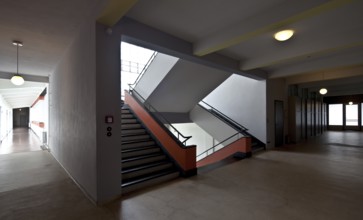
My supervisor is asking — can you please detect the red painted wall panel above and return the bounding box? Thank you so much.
[197,137,251,167]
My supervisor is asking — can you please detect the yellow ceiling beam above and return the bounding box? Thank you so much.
[97,0,138,27]
[194,0,358,56]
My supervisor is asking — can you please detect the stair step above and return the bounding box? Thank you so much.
[122,128,146,135]
[122,134,150,142]
[121,118,138,124]
[122,124,143,129]
[121,170,179,194]
[122,161,174,180]
[122,146,161,159]
[121,140,156,149]
[122,153,167,169]
[252,145,266,153]
[121,114,135,119]
[122,109,131,114]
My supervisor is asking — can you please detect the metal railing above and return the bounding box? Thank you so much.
[196,132,244,161]
[121,60,146,74]
[128,51,158,89]
[199,101,248,132]
[128,87,192,147]
[196,100,251,161]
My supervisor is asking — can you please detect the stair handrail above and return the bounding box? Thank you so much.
[127,87,192,147]
[196,132,242,161]
[128,51,158,89]
[199,101,248,132]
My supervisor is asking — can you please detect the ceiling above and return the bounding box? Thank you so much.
[0,0,362,109]
[0,79,46,109]
[125,0,363,94]
[0,0,104,108]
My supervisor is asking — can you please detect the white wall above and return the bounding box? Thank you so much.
[49,20,98,201]
[29,90,48,143]
[190,105,241,147]
[171,123,215,155]
[0,94,12,141]
[147,59,231,112]
[203,74,267,143]
[134,53,179,99]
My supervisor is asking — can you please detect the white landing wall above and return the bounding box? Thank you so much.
[171,123,215,156]
[203,74,267,143]
[190,105,241,147]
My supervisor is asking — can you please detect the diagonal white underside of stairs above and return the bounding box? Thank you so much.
[146,59,232,113]
[134,53,179,100]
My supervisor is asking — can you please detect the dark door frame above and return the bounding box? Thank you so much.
[274,100,284,147]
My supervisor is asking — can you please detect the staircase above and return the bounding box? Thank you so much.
[121,105,180,194]
[208,108,266,153]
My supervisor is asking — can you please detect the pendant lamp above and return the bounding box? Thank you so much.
[11,41,25,86]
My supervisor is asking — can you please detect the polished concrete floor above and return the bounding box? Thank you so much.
[0,128,42,154]
[0,130,363,219]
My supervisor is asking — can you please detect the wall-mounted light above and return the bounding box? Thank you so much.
[319,88,328,95]
[10,41,25,86]
[274,29,294,41]
[349,101,353,105]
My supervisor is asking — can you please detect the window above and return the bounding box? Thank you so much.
[328,104,343,125]
[345,104,358,126]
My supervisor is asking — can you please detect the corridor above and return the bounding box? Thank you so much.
[0,128,41,154]
[0,130,362,219]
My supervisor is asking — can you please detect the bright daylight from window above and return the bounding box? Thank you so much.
[121,42,155,99]
[345,104,358,126]
[328,104,343,125]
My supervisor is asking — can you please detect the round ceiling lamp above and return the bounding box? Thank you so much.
[319,88,328,95]
[11,40,25,86]
[274,29,294,41]
[11,75,25,85]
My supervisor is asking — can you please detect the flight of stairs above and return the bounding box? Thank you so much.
[121,106,180,194]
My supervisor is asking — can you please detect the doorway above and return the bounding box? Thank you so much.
[275,100,284,147]
[13,108,29,128]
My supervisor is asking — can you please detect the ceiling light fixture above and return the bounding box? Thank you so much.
[11,41,25,86]
[274,29,294,41]
[319,88,328,95]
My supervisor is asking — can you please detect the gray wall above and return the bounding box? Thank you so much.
[50,20,98,200]
[266,78,287,148]
[95,23,122,202]
[49,20,122,203]
[203,74,267,143]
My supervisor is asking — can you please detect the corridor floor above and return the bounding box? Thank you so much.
[0,128,41,154]
[0,131,362,219]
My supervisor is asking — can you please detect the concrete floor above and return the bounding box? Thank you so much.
[0,130,363,219]
[0,128,41,154]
